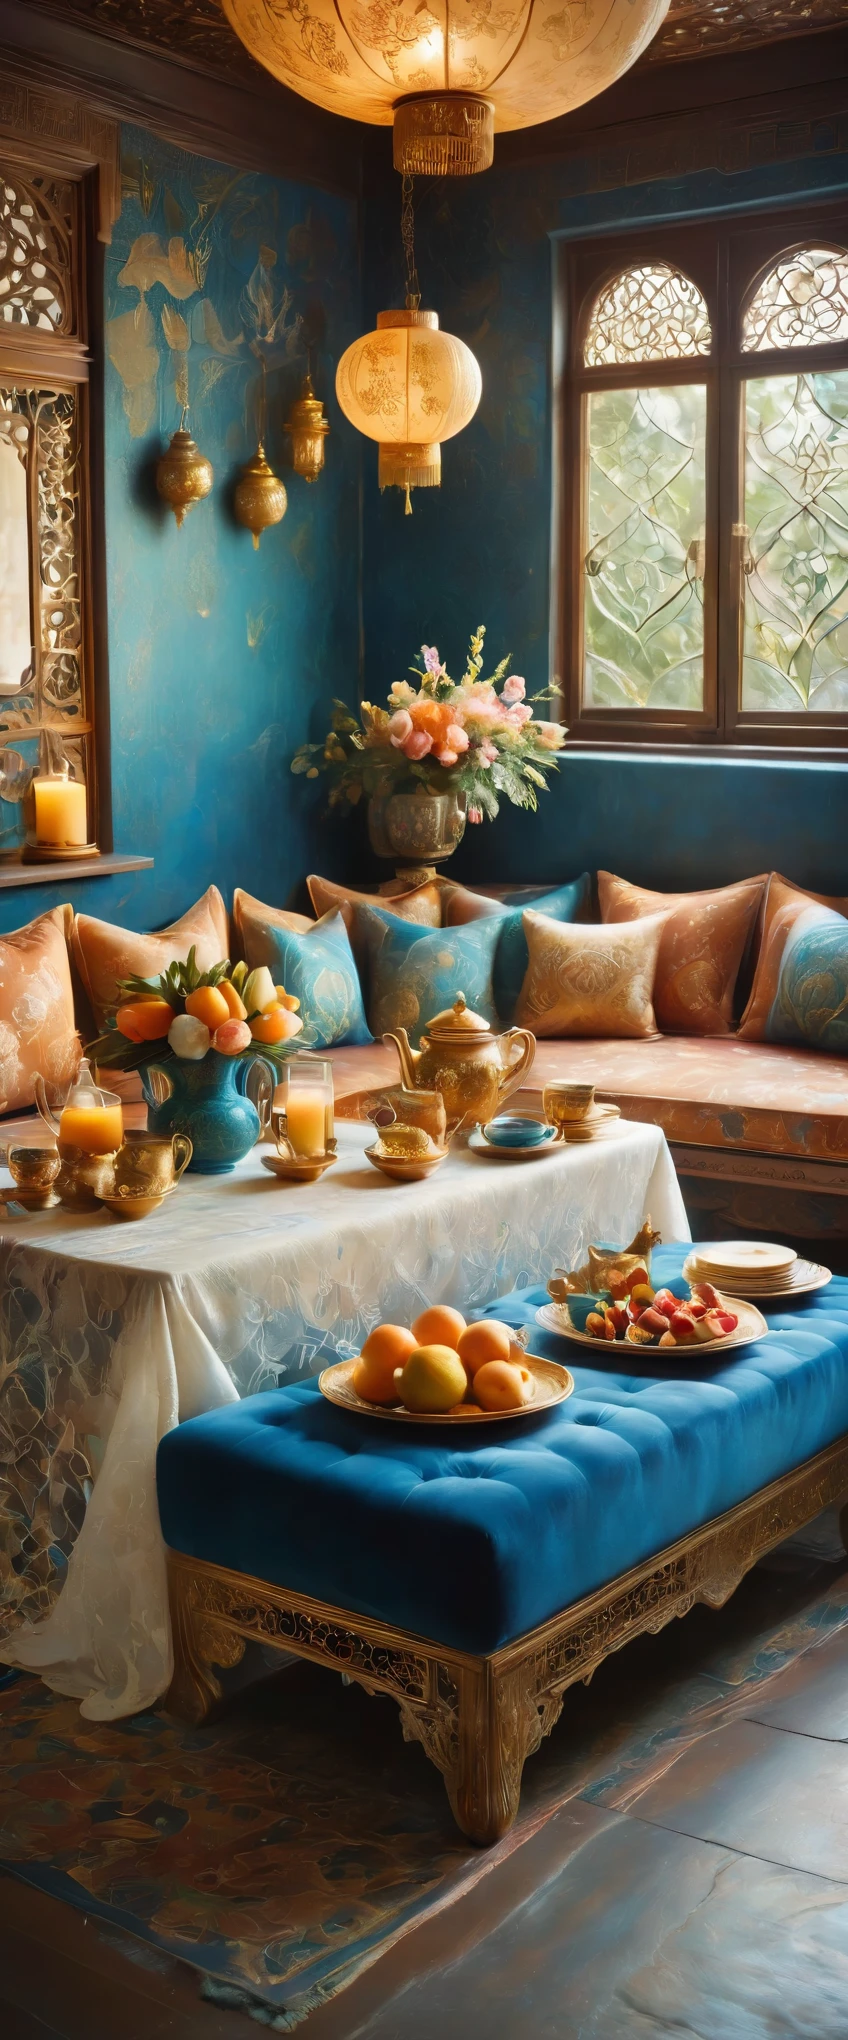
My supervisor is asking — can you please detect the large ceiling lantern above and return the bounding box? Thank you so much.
[221,0,672,175]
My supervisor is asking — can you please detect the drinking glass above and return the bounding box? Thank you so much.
[273,1055,334,1157]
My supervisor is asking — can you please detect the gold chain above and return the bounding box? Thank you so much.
[401,173,420,311]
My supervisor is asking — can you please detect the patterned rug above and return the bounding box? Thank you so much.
[3,1518,848,2029]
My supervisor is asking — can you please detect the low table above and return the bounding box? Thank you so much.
[0,1117,685,1720]
[157,1249,848,1845]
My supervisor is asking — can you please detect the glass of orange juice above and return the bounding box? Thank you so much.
[273,1056,334,1158]
[35,1059,124,1155]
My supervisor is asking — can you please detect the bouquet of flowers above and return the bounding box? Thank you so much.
[291,626,566,824]
[87,951,303,1072]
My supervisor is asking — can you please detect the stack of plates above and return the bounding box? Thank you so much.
[559,1103,621,1144]
[683,1239,831,1300]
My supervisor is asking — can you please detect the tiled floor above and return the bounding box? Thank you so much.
[6,1539,848,2037]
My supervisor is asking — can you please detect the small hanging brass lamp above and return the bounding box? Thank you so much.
[235,356,287,547]
[234,442,288,549]
[284,371,330,483]
[155,406,213,527]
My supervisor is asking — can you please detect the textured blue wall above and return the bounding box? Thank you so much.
[0,123,362,937]
[361,141,848,895]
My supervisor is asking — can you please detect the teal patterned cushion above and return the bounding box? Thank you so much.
[766,903,848,1053]
[357,904,501,1046]
[240,906,372,1049]
[441,876,591,1024]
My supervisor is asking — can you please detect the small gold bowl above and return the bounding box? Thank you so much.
[99,1187,177,1221]
[364,1143,449,1183]
[262,1152,337,1185]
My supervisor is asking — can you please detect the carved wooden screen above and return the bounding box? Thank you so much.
[0,158,99,846]
[558,205,848,747]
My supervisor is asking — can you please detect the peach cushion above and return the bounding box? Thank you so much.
[739,874,848,1041]
[233,890,314,947]
[307,875,442,934]
[599,871,766,1036]
[72,885,230,1029]
[515,909,668,1038]
[0,904,80,1114]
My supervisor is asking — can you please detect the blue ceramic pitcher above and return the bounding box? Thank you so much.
[140,1054,275,1174]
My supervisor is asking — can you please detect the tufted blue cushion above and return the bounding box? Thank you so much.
[156,1250,848,1656]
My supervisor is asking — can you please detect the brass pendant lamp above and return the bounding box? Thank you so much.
[285,365,330,483]
[234,357,288,548]
[155,404,213,527]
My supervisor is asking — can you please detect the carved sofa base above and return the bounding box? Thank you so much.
[166,1432,848,1847]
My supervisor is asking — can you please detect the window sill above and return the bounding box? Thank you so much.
[563,740,848,765]
[0,852,153,890]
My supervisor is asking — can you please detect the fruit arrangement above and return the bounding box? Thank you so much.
[86,951,304,1073]
[576,1267,739,1348]
[351,1307,535,1415]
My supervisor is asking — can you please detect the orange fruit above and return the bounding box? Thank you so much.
[219,980,248,1022]
[411,1304,467,1351]
[356,1324,418,1401]
[474,1360,531,1412]
[116,998,175,1043]
[457,1319,514,1378]
[185,985,231,1031]
[250,1004,303,1044]
[275,987,301,1012]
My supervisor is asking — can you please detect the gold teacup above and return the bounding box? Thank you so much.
[113,1131,193,1197]
[2,1139,61,1209]
[369,1086,447,1148]
[543,1081,595,1138]
[56,1145,119,1210]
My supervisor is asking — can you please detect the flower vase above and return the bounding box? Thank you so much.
[140,1053,274,1174]
[367,788,467,871]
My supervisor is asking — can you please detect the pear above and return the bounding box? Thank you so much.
[396,1344,468,1414]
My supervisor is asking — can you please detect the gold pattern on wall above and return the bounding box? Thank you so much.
[742,245,848,353]
[648,0,848,64]
[0,172,74,334]
[585,263,712,366]
[0,387,83,732]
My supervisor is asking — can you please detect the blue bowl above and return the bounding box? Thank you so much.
[482,1116,556,1149]
[564,1293,602,1332]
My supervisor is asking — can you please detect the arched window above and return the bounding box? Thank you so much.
[742,246,848,353]
[584,263,711,366]
[559,210,848,745]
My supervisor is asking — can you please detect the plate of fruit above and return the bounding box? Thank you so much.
[536,1272,767,1354]
[319,1307,574,1423]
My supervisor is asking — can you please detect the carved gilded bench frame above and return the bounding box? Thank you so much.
[166,1432,848,1847]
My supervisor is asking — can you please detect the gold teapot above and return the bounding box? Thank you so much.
[383,993,536,1129]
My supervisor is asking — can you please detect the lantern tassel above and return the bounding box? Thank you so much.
[405,483,413,516]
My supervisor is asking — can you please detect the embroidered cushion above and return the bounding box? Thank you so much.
[739,874,848,1041]
[0,904,80,1115]
[440,875,592,1024]
[234,891,371,1048]
[356,903,501,1046]
[751,901,848,1054]
[72,886,230,1029]
[599,871,766,1036]
[307,875,442,940]
[515,909,668,1038]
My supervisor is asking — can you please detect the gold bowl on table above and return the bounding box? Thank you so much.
[262,1150,338,1185]
[319,1351,573,1422]
[99,1185,179,1221]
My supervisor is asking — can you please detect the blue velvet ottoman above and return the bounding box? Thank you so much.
[157,1249,848,1844]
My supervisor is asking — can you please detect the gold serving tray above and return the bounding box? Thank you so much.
[318,1352,574,1423]
[535,1292,768,1356]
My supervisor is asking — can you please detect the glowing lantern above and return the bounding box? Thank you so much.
[221,0,671,175]
[336,308,481,511]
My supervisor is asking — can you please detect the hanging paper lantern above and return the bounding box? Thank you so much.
[336,309,481,510]
[221,0,671,174]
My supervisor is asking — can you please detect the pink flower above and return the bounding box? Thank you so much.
[502,675,526,703]
[421,644,444,676]
[507,702,533,727]
[475,740,497,768]
[468,806,484,825]
[404,729,433,760]
[388,709,413,747]
[437,747,459,767]
[445,723,469,753]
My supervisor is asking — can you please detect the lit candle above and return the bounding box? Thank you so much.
[284,1086,328,1156]
[59,1100,124,1154]
[34,774,88,847]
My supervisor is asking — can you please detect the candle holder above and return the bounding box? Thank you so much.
[22,761,98,862]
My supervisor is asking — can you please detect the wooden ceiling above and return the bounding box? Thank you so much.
[20,0,848,79]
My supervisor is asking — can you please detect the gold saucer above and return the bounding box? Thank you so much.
[99,1186,178,1220]
[262,1151,337,1184]
[319,1352,573,1422]
[364,1143,449,1183]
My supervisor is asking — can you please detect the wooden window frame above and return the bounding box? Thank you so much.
[555,202,848,751]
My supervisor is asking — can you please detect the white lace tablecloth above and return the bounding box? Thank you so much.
[0,1119,688,1719]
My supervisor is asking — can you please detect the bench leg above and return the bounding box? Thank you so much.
[402,1660,561,1848]
[165,1558,244,1724]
